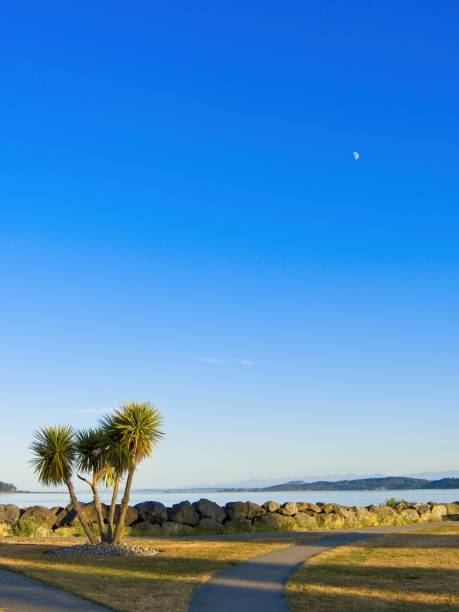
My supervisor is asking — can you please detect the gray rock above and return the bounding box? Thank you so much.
[257,513,295,530]
[295,512,318,529]
[114,505,139,526]
[246,502,266,519]
[134,501,168,525]
[225,519,253,532]
[368,505,397,523]
[168,501,199,526]
[352,506,374,521]
[400,508,419,522]
[262,501,280,513]
[278,502,298,516]
[430,504,448,520]
[445,502,459,516]
[132,521,162,536]
[296,502,321,513]
[317,512,344,528]
[393,502,408,513]
[192,499,226,522]
[322,503,340,514]
[0,504,20,525]
[225,502,249,521]
[413,503,430,515]
[20,505,55,528]
[198,517,224,532]
[162,521,194,536]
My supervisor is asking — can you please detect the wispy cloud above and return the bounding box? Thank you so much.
[199,357,255,367]
[200,357,226,365]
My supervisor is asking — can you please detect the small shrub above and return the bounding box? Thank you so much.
[11,519,39,537]
[386,497,398,507]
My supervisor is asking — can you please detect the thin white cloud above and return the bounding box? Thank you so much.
[200,357,226,365]
[240,359,255,366]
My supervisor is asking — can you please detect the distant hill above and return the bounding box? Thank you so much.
[258,476,459,492]
[0,481,17,493]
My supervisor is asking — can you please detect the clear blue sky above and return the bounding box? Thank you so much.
[1,1,458,489]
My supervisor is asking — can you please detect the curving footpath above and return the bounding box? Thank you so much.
[0,567,107,611]
[187,522,456,612]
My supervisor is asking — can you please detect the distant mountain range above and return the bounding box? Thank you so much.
[188,471,459,490]
[0,481,17,493]
[254,476,459,492]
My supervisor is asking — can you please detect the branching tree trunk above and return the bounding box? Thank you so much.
[107,474,121,541]
[77,474,107,543]
[111,469,134,545]
[65,477,98,545]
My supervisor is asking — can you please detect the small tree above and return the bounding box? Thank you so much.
[103,401,164,544]
[30,426,98,544]
[30,402,164,545]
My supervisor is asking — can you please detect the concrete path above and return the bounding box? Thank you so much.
[0,568,107,611]
[188,532,368,612]
[187,522,457,612]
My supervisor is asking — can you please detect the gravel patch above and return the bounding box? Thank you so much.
[46,543,160,559]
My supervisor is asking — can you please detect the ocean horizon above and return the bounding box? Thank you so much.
[2,488,459,509]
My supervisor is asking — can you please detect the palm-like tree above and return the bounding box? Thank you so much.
[75,428,112,541]
[104,401,164,544]
[30,426,98,544]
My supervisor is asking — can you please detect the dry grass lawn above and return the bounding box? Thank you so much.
[0,535,299,611]
[286,525,459,611]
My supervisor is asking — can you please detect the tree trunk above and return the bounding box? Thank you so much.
[91,479,107,543]
[111,469,134,545]
[107,474,121,541]
[77,474,105,543]
[65,478,98,545]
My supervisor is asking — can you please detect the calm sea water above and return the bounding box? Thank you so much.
[1,489,458,509]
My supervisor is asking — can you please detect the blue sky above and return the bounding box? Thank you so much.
[1,1,458,489]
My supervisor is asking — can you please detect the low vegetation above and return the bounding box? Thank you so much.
[0,536,301,611]
[286,524,459,610]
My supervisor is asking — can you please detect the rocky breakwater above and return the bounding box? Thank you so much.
[1,499,459,537]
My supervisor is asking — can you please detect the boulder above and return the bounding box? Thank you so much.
[114,505,139,526]
[400,508,420,523]
[0,523,11,537]
[296,502,321,513]
[368,505,397,524]
[192,499,226,523]
[278,502,298,516]
[168,501,199,526]
[256,513,295,530]
[20,506,55,528]
[317,512,344,529]
[67,502,108,527]
[430,504,448,520]
[198,518,224,532]
[413,504,432,522]
[49,506,67,528]
[322,503,340,514]
[246,502,266,519]
[132,521,162,536]
[353,506,376,522]
[162,521,194,536]
[225,519,253,532]
[262,501,280,513]
[225,502,249,521]
[445,502,459,516]
[335,506,358,524]
[134,501,168,525]
[413,503,430,515]
[0,504,20,525]
[393,502,408,513]
[295,512,318,529]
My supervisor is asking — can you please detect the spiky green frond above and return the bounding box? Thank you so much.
[30,426,75,486]
[103,401,164,468]
[75,428,109,475]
